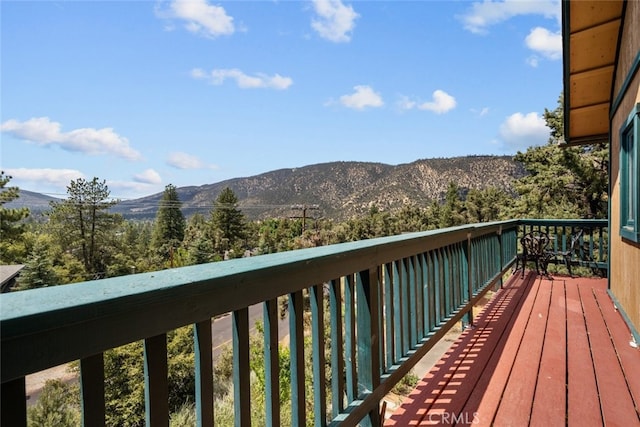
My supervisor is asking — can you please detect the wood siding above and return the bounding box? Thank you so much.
[610,0,640,334]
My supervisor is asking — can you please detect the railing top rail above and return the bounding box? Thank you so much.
[519,218,608,227]
[1,220,521,382]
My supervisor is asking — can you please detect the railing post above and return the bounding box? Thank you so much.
[194,320,214,427]
[329,279,345,418]
[498,226,504,289]
[263,299,280,427]
[144,333,169,427]
[356,268,381,427]
[80,353,105,427]
[233,308,251,427]
[310,284,327,427]
[464,232,474,327]
[289,291,305,426]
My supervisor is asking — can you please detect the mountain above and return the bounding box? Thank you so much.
[4,190,61,215]
[112,155,526,221]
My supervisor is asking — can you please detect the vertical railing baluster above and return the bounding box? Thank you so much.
[392,261,402,361]
[442,248,451,315]
[289,291,305,426]
[400,258,410,355]
[377,266,385,376]
[383,263,394,369]
[420,253,430,337]
[426,251,435,331]
[194,320,213,427]
[80,353,105,427]
[465,233,473,327]
[329,278,345,418]
[310,284,327,427]
[344,275,357,403]
[433,250,441,324]
[263,299,280,427]
[1,377,26,427]
[415,255,424,341]
[144,333,169,426]
[408,256,417,348]
[356,268,381,427]
[233,308,251,427]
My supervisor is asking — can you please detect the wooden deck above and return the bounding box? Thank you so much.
[385,272,640,426]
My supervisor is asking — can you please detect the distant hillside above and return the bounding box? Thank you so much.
[113,155,526,221]
[4,190,61,215]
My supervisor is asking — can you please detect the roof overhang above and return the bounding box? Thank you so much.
[562,0,625,146]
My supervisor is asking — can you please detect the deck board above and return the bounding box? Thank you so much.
[565,280,602,427]
[385,272,640,427]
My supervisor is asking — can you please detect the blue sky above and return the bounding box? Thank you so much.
[1,0,562,200]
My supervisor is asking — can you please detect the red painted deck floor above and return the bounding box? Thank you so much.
[385,272,640,427]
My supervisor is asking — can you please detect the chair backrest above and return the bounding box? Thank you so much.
[521,231,550,256]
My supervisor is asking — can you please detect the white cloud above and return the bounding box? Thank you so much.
[133,169,162,185]
[418,90,457,114]
[339,85,384,110]
[167,152,217,170]
[311,0,359,43]
[191,68,293,90]
[1,117,142,161]
[460,0,559,34]
[6,168,85,188]
[498,112,550,150]
[398,90,457,114]
[525,26,562,60]
[164,0,235,38]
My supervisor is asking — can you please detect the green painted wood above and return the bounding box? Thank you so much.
[383,264,393,370]
[356,269,381,427]
[377,266,385,377]
[432,250,441,324]
[400,259,410,356]
[80,353,105,427]
[144,333,169,427]
[408,256,417,348]
[0,222,488,382]
[232,308,250,427]
[289,291,305,426]
[392,261,402,363]
[415,255,424,341]
[194,320,213,427]
[422,252,432,335]
[329,278,345,418]
[310,284,327,427]
[1,377,26,427]
[263,299,279,427]
[344,275,357,403]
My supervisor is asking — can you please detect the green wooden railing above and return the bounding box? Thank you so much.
[519,219,608,276]
[0,219,607,426]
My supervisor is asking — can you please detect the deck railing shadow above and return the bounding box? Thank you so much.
[385,272,537,426]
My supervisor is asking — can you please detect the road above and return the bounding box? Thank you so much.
[212,303,290,359]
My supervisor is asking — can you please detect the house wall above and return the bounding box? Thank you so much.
[610,0,640,333]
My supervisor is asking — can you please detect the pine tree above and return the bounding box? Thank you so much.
[17,238,59,290]
[47,177,122,278]
[210,187,246,256]
[0,171,30,263]
[151,184,186,263]
[511,94,608,219]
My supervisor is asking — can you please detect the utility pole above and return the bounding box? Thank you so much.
[290,204,320,233]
